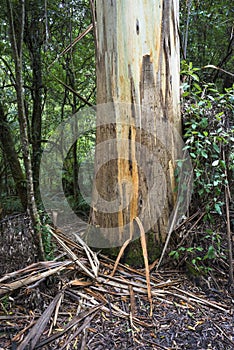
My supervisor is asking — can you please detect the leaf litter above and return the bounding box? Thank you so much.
[0,227,233,350]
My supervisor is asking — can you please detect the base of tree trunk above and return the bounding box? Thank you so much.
[97,231,162,268]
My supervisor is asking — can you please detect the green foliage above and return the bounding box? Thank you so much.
[180,0,234,88]
[0,0,96,220]
[170,62,234,273]
[0,195,24,214]
[169,245,210,275]
[0,0,233,271]
[181,61,233,217]
[169,227,225,275]
[62,129,95,215]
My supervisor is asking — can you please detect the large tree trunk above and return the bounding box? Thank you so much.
[89,0,182,256]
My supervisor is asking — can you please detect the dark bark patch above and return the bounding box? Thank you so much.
[136,19,140,35]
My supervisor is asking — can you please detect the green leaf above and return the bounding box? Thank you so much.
[212,159,219,166]
[215,112,224,120]
[200,118,208,128]
[213,143,220,153]
[195,170,202,177]
[214,203,222,215]
[194,82,202,91]
[192,259,197,265]
[187,247,194,252]
[196,247,203,252]
[201,149,208,158]
[191,73,200,82]
[179,247,186,251]
[208,88,218,93]
[204,245,216,260]
[219,160,226,169]
[169,251,179,260]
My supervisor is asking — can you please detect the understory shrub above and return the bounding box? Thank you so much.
[170,62,234,275]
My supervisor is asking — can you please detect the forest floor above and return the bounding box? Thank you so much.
[0,228,234,350]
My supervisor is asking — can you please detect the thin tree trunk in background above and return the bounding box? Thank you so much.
[29,41,43,204]
[72,128,79,204]
[183,0,191,59]
[7,0,45,261]
[90,0,181,254]
[71,74,79,204]
[24,1,44,204]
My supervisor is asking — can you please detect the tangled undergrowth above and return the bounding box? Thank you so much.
[169,62,234,282]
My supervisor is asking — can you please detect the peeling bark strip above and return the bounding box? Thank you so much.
[91,0,181,248]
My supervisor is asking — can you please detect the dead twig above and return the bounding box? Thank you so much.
[72,234,100,278]
[34,305,102,349]
[48,226,96,279]
[135,216,153,316]
[213,321,234,347]
[17,292,63,350]
[48,23,93,69]
[111,229,133,277]
[0,261,72,296]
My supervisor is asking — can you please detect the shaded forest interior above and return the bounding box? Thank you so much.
[0,0,233,276]
[0,0,233,349]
